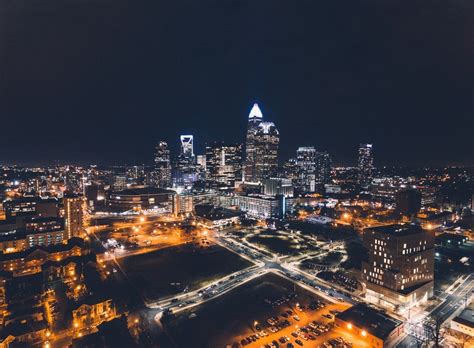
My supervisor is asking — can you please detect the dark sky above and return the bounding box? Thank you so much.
[2,0,473,166]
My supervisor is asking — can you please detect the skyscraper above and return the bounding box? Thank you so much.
[296,147,316,192]
[153,141,172,188]
[358,143,374,187]
[205,142,242,188]
[315,151,332,185]
[173,135,198,188]
[63,194,84,240]
[244,103,279,182]
[180,135,194,159]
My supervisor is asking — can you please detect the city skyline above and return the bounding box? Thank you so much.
[2,1,473,167]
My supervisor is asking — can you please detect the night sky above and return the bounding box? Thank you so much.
[2,0,473,166]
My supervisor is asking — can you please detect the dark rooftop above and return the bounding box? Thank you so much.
[367,224,426,237]
[111,187,175,196]
[336,304,402,340]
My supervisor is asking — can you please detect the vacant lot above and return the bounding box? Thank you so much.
[117,243,252,301]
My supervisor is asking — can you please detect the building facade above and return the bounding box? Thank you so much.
[244,104,279,182]
[358,143,374,187]
[153,141,172,188]
[362,224,435,310]
[63,194,84,240]
[205,142,242,188]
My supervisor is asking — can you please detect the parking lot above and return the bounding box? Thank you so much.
[233,298,371,348]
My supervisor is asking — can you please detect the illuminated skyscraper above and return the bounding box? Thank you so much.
[244,103,279,182]
[205,142,242,188]
[315,151,332,185]
[358,143,374,187]
[153,141,171,188]
[180,135,194,159]
[63,194,84,240]
[296,147,316,192]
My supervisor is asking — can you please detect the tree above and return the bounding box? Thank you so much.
[424,314,446,348]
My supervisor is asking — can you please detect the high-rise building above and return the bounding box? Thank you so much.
[315,151,332,185]
[205,142,242,188]
[244,103,279,182]
[362,224,434,310]
[153,141,172,188]
[358,143,374,187]
[63,194,84,240]
[180,135,194,159]
[296,147,316,192]
[173,136,198,188]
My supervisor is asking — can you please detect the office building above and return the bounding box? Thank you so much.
[205,142,242,188]
[262,178,293,197]
[315,151,332,184]
[244,103,279,182]
[63,194,84,240]
[358,143,374,187]
[180,135,194,159]
[362,224,434,310]
[296,147,316,192]
[153,141,172,188]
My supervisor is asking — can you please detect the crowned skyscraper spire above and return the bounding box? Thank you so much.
[248,103,263,119]
[244,103,279,182]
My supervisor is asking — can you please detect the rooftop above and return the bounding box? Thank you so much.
[453,304,474,328]
[366,224,427,237]
[336,304,402,340]
[111,187,175,196]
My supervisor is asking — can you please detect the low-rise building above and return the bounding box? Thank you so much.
[107,187,175,214]
[195,205,241,229]
[72,297,116,331]
[335,304,404,347]
[451,304,474,338]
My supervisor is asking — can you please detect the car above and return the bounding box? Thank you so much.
[279,337,287,344]
[291,332,299,338]
[295,339,304,346]
[286,310,293,315]
[287,344,294,348]
[269,326,279,333]
[271,340,280,347]
[293,315,300,321]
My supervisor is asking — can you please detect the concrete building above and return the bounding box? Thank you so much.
[362,224,435,311]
